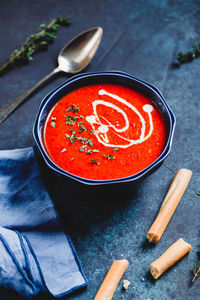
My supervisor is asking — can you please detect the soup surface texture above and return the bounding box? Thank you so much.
[44,84,166,180]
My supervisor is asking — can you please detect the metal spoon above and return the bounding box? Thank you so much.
[0,27,103,124]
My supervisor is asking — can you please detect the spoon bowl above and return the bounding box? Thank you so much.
[0,27,103,124]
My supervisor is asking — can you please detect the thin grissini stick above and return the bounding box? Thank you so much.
[147,168,192,243]
[94,259,129,300]
[150,238,192,279]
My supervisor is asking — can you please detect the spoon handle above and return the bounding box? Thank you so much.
[0,67,61,124]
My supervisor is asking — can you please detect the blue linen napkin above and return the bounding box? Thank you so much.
[0,147,88,298]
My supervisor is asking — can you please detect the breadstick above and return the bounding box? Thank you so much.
[94,259,129,300]
[147,168,192,243]
[150,238,192,279]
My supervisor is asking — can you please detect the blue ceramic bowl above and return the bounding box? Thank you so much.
[33,71,175,185]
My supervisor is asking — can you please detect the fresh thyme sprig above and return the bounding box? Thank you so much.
[192,243,200,283]
[0,16,71,75]
[193,262,200,283]
[177,44,200,64]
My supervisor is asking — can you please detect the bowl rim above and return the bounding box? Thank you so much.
[33,70,176,185]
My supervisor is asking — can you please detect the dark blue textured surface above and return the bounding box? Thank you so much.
[0,0,200,299]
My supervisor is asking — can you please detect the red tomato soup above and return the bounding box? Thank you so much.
[43,84,166,180]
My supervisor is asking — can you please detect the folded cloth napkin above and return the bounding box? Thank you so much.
[0,147,88,298]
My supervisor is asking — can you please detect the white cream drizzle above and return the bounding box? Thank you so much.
[86,89,154,149]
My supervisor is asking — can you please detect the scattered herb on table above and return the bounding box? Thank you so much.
[193,262,200,283]
[177,44,200,64]
[192,244,200,283]
[197,191,200,196]
[0,16,71,75]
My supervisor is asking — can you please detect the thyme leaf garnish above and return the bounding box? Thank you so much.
[50,116,56,127]
[65,131,79,144]
[50,121,56,128]
[66,116,74,125]
[113,148,118,151]
[61,148,67,153]
[86,149,99,154]
[86,150,93,154]
[79,137,88,144]
[66,104,79,113]
[91,159,99,165]
[0,16,71,75]
[107,154,115,160]
[85,139,93,147]
[90,130,95,135]
[66,116,79,125]
[79,145,87,152]
[78,126,87,133]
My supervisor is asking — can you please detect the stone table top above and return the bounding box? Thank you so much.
[0,1,200,299]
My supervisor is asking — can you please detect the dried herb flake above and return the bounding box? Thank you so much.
[66,104,79,113]
[91,159,99,165]
[50,121,56,128]
[107,154,115,160]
